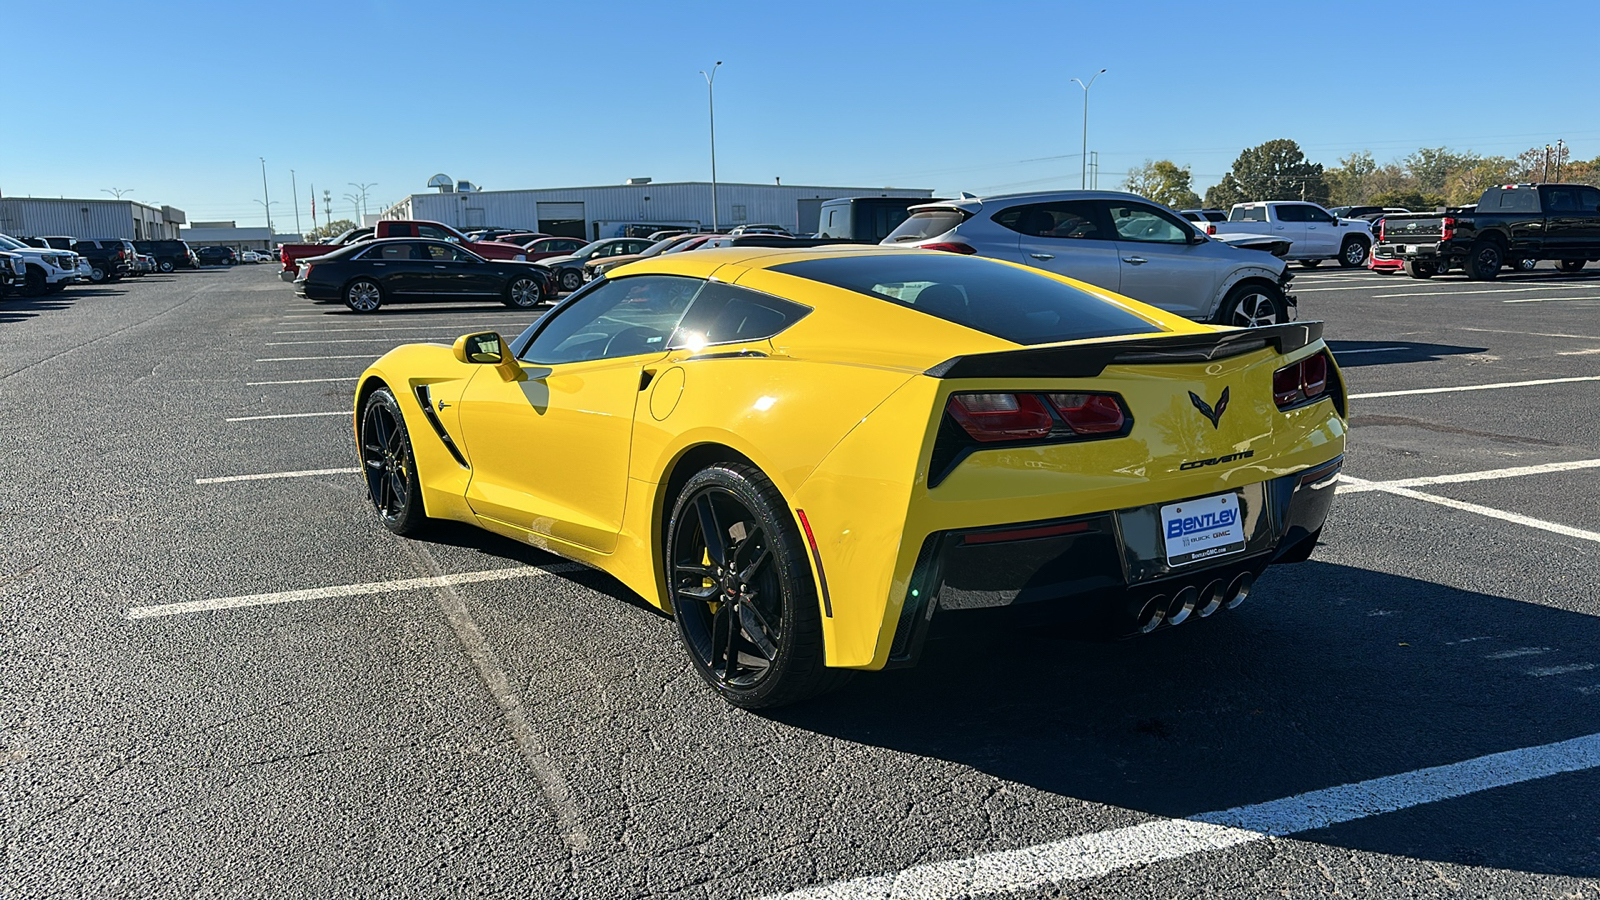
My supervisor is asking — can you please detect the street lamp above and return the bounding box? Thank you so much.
[259,158,274,235]
[699,61,723,232]
[348,182,377,224]
[1071,69,1106,190]
[343,193,363,224]
[101,187,134,200]
[290,169,302,235]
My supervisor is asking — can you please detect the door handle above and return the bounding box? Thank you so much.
[1274,226,1286,230]
[1122,256,1147,265]
[1029,253,1055,260]
[435,265,447,269]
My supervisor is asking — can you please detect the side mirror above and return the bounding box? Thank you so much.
[452,332,526,382]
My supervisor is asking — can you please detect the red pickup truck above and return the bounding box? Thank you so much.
[277,220,529,278]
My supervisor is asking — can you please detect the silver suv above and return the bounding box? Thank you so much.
[882,190,1295,327]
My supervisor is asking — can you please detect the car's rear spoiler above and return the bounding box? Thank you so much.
[924,321,1323,379]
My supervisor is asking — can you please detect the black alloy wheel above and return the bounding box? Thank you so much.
[1339,239,1369,268]
[22,268,46,297]
[359,389,428,535]
[559,268,584,292]
[1560,259,1586,273]
[1464,242,1502,281]
[88,265,107,283]
[667,463,844,709]
[158,258,174,273]
[505,275,542,308]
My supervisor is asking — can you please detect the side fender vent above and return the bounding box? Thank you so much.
[414,384,469,468]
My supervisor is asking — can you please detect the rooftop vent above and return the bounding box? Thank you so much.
[627,177,652,185]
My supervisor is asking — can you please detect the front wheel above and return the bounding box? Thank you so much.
[1464,242,1502,281]
[1339,239,1369,268]
[88,266,107,283]
[359,388,429,536]
[504,275,542,308]
[1216,282,1287,328]
[1559,259,1586,273]
[344,278,383,313]
[666,463,846,709]
[158,259,174,273]
[559,269,583,293]
[21,269,46,297]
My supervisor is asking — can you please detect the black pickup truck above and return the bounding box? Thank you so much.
[1377,183,1600,280]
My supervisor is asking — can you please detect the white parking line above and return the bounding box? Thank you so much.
[1349,375,1600,399]
[1372,286,1594,298]
[225,411,348,422]
[245,377,357,386]
[1337,459,1600,493]
[1333,346,1409,355]
[1485,648,1550,659]
[1340,476,1600,544]
[1505,296,1600,304]
[272,324,525,335]
[256,354,379,362]
[1454,327,1600,341]
[195,467,360,484]
[764,731,1600,900]
[125,563,583,620]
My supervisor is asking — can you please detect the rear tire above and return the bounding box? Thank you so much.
[666,462,848,709]
[1216,282,1288,328]
[559,269,583,292]
[88,266,107,283]
[504,275,542,308]
[344,278,383,313]
[158,259,174,273]
[1559,259,1586,273]
[1464,242,1502,281]
[1338,238,1369,268]
[22,268,46,297]
[1297,260,1321,269]
[1403,260,1435,279]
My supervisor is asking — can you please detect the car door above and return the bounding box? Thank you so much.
[1541,186,1585,257]
[362,241,432,295]
[454,274,704,551]
[1301,205,1341,257]
[1270,204,1309,257]
[419,242,500,296]
[993,199,1122,292]
[1105,200,1220,319]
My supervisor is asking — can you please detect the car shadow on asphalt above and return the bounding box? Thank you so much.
[770,560,1600,878]
[1327,340,1487,367]
[294,304,544,318]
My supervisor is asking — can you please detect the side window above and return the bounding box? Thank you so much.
[418,225,455,241]
[1304,206,1335,223]
[1274,205,1309,222]
[373,242,423,261]
[520,275,703,365]
[671,283,811,348]
[992,201,1107,240]
[1106,203,1190,243]
[1544,188,1580,213]
[421,243,456,261]
[1580,187,1600,213]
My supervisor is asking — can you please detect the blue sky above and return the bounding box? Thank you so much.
[5,0,1598,230]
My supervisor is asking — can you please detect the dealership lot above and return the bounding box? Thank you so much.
[5,265,1600,897]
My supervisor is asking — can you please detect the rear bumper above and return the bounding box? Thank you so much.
[886,455,1342,667]
[297,281,340,301]
[1380,240,1451,260]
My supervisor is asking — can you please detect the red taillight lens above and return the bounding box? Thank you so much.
[1046,392,1125,434]
[1205,223,1216,235]
[1274,351,1332,409]
[1379,219,1386,241]
[921,242,977,255]
[947,393,1053,442]
[1440,216,1455,242]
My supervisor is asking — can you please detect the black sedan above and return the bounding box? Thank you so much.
[295,238,555,313]
[194,246,238,266]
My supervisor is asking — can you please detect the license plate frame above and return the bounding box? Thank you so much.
[1160,492,1247,567]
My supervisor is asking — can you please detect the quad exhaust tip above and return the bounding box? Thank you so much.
[1226,572,1255,610]
[1137,595,1166,633]
[1165,586,1198,627]
[1196,579,1226,618]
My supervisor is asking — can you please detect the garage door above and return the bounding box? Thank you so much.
[538,202,586,239]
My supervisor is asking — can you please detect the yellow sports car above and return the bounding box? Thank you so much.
[354,246,1346,707]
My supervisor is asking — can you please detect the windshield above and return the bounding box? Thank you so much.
[571,240,609,258]
[771,253,1157,345]
[0,234,26,250]
[883,208,969,243]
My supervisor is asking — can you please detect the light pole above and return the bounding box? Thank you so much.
[290,169,302,235]
[700,61,722,231]
[101,187,134,200]
[1071,69,1106,190]
[343,193,363,224]
[1556,138,1566,180]
[349,182,377,224]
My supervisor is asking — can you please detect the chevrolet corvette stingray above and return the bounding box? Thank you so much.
[353,246,1346,708]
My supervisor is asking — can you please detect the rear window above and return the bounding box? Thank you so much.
[1230,206,1267,222]
[770,254,1156,346]
[883,208,969,244]
[1484,189,1539,212]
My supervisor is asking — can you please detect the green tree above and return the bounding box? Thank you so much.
[1204,139,1328,208]
[1403,147,1480,195]
[1326,151,1377,205]
[1122,159,1202,208]
[1446,157,1512,204]
[301,219,357,242]
[1369,190,1448,212]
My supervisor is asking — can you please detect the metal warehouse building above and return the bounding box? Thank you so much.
[379,180,933,240]
[0,198,187,241]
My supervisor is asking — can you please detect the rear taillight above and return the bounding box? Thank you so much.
[1440,216,1455,242]
[921,242,977,255]
[1046,392,1126,434]
[1273,351,1333,410]
[946,391,1128,442]
[1205,223,1216,235]
[947,393,1053,442]
[1378,219,1386,242]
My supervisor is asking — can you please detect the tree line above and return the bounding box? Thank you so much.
[1122,139,1600,211]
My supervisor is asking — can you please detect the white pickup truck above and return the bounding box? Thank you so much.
[1208,201,1373,268]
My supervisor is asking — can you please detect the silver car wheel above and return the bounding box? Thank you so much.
[1343,242,1368,266]
[346,280,382,312]
[508,277,540,307]
[1231,292,1280,328]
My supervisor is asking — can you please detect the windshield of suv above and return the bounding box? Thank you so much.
[772,253,1156,345]
[0,234,25,250]
[884,209,969,243]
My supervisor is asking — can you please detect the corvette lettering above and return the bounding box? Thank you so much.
[1167,507,1240,539]
[1179,450,1254,470]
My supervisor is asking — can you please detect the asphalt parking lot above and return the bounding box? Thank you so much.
[5,262,1600,898]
